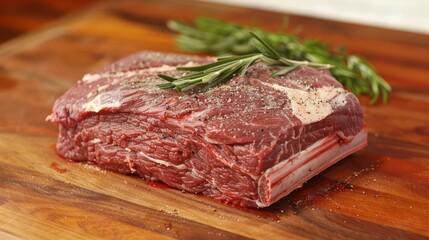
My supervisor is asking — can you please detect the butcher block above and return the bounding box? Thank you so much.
[0,0,428,239]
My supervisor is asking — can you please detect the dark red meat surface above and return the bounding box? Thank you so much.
[48,51,366,207]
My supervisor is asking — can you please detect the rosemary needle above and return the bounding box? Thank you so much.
[162,17,392,104]
[157,32,332,92]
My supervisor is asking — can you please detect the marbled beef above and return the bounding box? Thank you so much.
[47,51,367,207]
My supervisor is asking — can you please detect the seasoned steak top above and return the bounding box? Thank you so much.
[48,51,364,176]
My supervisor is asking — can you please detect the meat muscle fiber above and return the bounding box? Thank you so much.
[47,51,367,208]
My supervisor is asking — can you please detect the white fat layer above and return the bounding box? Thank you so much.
[143,64,177,73]
[81,64,183,83]
[124,155,137,173]
[256,128,367,207]
[331,93,348,108]
[82,73,102,83]
[88,138,101,144]
[82,93,122,112]
[97,85,109,92]
[45,114,53,122]
[137,151,187,170]
[261,82,348,125]
[81,62,208,112]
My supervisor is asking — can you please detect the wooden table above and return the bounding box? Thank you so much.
[0,0,101,43]
[1,1,428,239]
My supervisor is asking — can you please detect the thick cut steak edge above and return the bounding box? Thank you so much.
[257,128,367,207]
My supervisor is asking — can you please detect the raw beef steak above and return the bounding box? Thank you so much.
[47,51,367,208]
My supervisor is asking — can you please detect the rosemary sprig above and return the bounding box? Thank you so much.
[158,32,332,91]
[164,17,392,104]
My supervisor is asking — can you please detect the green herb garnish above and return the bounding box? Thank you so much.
[160,17,391,104]
[158,32,332,91]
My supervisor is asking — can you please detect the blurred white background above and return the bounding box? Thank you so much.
[205,0,429,34]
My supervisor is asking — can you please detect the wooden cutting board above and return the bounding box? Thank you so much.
[1,1,428,239]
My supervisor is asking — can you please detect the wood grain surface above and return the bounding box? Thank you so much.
[0,0,101,43]
[1,0,428,239]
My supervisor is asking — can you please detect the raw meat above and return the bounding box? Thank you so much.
[47,51,367,208]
